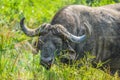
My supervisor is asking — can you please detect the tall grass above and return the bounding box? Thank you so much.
[0,0,120,79]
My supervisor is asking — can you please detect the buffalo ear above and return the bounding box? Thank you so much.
[60,47,76,64]
[62,42,76,60]
[66,49,76,60]
[65,40,76,60]
[60,40,76,64]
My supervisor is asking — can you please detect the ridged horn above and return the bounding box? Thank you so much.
[67,34,86,43]
[55,24,90,43]
[20,18,40,37]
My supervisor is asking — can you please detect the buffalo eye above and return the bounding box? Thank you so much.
[53,39,62,48]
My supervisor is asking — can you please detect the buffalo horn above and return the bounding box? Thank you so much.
[20,18,40,37]
[57,24,89,43]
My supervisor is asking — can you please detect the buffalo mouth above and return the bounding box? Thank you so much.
[40,58,53,70]
[40,61,52,70]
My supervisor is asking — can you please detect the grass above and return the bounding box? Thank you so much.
[0,0,120,80]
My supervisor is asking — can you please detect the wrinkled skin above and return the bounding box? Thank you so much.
[33,24,77,69]
[38,31,63,69]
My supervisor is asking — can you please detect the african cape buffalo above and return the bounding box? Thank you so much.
[20,3,120,73]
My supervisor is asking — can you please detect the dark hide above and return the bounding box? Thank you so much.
[51,4,120,72]
[20,3,120,74]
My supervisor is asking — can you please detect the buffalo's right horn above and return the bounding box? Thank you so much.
[20,18,41,37]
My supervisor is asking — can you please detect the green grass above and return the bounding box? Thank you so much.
[0,0,120,80]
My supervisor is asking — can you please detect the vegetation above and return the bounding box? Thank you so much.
[0,0,120,80]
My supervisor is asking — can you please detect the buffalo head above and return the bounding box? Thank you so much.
[20,18,88,69]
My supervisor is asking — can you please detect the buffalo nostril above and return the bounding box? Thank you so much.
[48,59,53,64]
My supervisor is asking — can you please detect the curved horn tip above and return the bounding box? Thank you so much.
[22,17,25,21]
[70,34,87,43]
[20,18,25,25]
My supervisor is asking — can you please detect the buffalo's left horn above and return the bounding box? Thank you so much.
[20,18,40,37]
[61,29,87,43]
[67,34,86,43]
[56,24,91,43]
